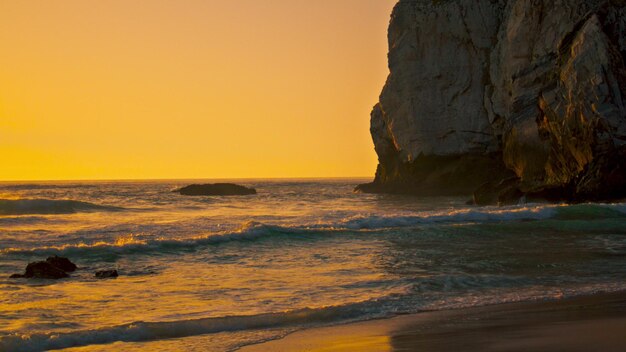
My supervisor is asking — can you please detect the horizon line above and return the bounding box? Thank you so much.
[0,176,374,183]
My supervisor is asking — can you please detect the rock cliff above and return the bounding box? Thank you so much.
[357,0,626,204]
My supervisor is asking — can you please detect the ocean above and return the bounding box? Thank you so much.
[1,179,625,351]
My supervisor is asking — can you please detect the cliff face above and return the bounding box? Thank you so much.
[358,0,626,203]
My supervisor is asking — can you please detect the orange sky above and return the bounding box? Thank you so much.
[0,0,396,181]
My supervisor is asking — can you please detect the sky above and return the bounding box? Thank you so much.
[0,0,396,181]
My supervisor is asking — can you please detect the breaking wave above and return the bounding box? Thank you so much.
[0,297,397,352]
[345,203,626,229]
[0,222,303,258]
[2,203,625,259]
[3,282,626,352]
[340,204,560,229]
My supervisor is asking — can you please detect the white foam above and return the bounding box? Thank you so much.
[4,203,624,258]
[341,204,560,229]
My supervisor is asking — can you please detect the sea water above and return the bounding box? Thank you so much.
[1,179,625,351]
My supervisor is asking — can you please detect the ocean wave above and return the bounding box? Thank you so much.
[552,202,626,219]
[0,215,50,225]
[0,222,301,258]
[3,203,625,258]
[0,297,396,352]
[342,203,626,229]
[3,282,626,352]
[0,183,99,191]
[340,204,559,229]
[4,204,540,257]
[0,199,123,216]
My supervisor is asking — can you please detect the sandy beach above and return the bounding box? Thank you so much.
[241,292,626,352]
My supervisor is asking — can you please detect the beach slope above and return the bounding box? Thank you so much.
[240,292,626,352]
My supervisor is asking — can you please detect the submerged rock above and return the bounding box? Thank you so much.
[95,270,118,279]
[10,256,77,279]
[358,0,626,204]
[174,183,257,196]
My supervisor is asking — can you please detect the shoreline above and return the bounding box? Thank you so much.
[239,291,626,351]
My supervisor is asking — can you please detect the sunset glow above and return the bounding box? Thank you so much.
[2,2,625,351]
[0,0,396,181]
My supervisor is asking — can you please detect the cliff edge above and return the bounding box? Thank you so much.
[357,0,626,204]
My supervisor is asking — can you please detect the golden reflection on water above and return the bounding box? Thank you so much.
[2,239,400,333]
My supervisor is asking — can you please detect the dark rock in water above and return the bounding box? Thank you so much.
[355,154,515,196]
[357,0,626,205]
[9,256,77,279]
[498,186,526,206]
[95,270,118,279]
[23,261,69,279]
[46,255,77,272]
[174,183,257,196]
[473,177,524,206]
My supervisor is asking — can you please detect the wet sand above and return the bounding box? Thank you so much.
[240,292,626,351]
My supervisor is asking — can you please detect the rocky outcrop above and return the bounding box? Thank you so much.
[174,183,257,196]
[357,0,626,204]
[10,257,79,279]
[46,255,77,272]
